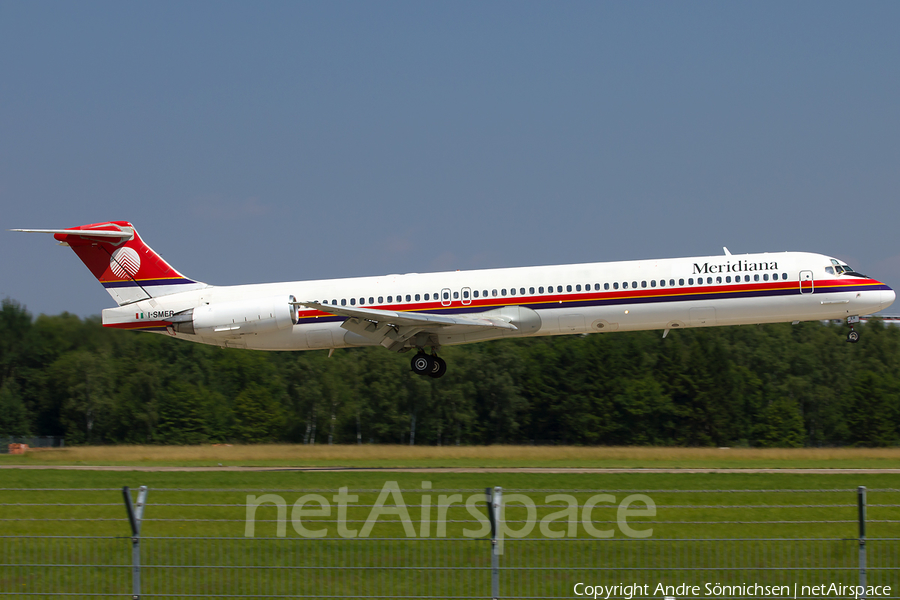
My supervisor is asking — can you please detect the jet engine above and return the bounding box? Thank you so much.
[170,296,298,336]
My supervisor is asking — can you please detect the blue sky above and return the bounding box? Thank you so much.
[2,1,899,317]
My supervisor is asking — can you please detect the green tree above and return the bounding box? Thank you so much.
[0,378,30,436]
[843,371,899,446]
[231,383,284,442]
[157,382,219,444]
[754,396,805,447]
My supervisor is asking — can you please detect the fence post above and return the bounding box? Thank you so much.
[858,486,866,598]
[123,486,148,600]
[486,486,502,600]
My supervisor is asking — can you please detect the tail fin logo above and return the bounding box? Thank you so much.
[110,247,141,278]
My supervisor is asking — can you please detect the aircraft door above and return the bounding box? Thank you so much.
[461,287,472,305]
[800,270,814,294]
[441,288,452,307]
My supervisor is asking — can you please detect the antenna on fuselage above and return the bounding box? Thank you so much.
[723,247,732,256]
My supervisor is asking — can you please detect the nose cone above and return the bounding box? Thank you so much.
[883,287,896,312]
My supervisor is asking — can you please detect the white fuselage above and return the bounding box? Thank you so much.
[102,251,895,351]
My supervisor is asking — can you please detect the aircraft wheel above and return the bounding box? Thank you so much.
[411,353,434,375]
[847,330,860,344]
[429,356,447,379]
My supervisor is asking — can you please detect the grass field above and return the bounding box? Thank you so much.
[5,444,900,468]
[2,468,899,538]
[3,466,899,597]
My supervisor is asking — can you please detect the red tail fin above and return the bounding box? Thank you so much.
[17,221,206,305]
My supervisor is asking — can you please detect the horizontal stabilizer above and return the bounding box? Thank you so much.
[11,227,134,240]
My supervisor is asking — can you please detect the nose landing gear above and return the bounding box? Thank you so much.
[847,316,860,343]
[410,351,447,378]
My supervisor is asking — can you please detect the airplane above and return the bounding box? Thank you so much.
[13,221,896,378]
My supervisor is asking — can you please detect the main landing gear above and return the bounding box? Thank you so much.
[847,316,860,344]
[411,352,447,378]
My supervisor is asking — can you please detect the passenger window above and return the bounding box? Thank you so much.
[453,291,459,299]
[342,299,347,306]
[483,290,488,297]
[406,295,411,302]
[463,290,469,298]
[501,288,507,296]
[387,296,392,303]
[716,277,721,284]
[725,276,731,283]
[557,286,563,293]
[378,296,383,303]
[539,286,544,293]
[473,290,479,298]
[623,282,629,289]
[442,291,449,300]
[659,280,665,287]
[414,294,419,301]
[706,277,712,284]
[688,278,694,285]
[773,273,779,280]
[679,279,684,286]
[369,297,374,304]
[632,281,637,288]
[613,282,619,290]
[754,274,760,282]
[651,280,656,287]
[520,288,526,295]
[424,293,430,301]
[529,287,535,294]
[669,279,675,286]
[510,288,516,296]
[566,285,572,292]
[641,281,647,288]
[350,298,356,306]
[576,284,582,292]
[492,290,498,297]
[594,284,600,291]
[782,273,787,279]
[743,275,750,282]
[604,283,610,290]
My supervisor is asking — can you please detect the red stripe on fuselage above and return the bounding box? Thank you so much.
[294,278,886,321]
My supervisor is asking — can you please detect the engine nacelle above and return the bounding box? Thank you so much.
[172,296,298,336]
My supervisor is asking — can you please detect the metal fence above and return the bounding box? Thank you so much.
[1,485,898,598]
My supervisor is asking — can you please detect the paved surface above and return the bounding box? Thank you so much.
[3,465,900,473]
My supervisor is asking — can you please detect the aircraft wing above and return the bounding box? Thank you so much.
[293,300,517,350]
[295,301,517,330]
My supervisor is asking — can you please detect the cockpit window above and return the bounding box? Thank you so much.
[830,259,844,274]
[831,258,868,278]
[825,266,834,275]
